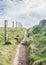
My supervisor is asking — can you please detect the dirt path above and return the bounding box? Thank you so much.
[13,31,29,65]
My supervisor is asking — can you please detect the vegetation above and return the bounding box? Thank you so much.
[0,27,26,65]
[0,19,46,65]
[27,23,46,65]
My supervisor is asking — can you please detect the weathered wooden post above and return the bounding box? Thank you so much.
[12,21,14,33]
[4,20,8,43]
[16,21,17,31]
[16,21,17,28]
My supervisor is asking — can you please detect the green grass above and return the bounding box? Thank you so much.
[0,27,26,65]
[27,26,46,65]
[0,25,46,65]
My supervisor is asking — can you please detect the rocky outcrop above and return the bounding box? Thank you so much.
[39,19,46,28]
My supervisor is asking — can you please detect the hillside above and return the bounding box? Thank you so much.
[0,27,26,65]
[0,19,46,65]
[27,20,46,65]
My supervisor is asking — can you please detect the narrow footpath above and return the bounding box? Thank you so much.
[13,30,29,65]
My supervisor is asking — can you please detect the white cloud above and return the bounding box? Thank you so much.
[0,0,46,27]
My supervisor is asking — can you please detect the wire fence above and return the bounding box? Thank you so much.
[0,20,23,44]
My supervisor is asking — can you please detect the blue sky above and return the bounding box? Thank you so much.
[0,0,46,28]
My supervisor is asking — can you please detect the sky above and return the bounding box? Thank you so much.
[0,0,46,28]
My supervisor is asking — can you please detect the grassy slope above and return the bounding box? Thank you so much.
[0,27,26,65]
[27,25,46,65]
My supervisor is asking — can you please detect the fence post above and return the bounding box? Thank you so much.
[4,20,8,43]
[12,21,14,33]
[16,21,17,28]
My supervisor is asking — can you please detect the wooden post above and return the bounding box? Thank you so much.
[16,21,17,28]
[16,21,17,31]
[12,21,14,32]
[4,20,8,43]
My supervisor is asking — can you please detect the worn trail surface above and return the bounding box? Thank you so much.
[13,31,29,65]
